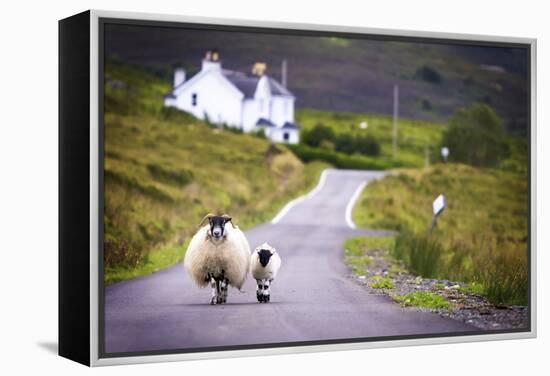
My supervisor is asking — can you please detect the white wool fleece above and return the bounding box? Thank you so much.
[184,224,251,289]
[250,243,282,281]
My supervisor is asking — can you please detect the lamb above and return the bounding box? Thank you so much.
[184,213,251,305]
[250,242,281,303]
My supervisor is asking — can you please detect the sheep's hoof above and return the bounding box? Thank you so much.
[265,295,270,303]
[257,292,263,303]
[216,296,224,304]
[210,297,217,305]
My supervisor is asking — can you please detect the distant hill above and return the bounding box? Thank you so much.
[105,23,529,133]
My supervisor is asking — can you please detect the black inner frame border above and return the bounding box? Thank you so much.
[97,16,532,360]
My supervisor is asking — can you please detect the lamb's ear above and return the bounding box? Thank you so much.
[198,213,215,228]
[221,214,235,228]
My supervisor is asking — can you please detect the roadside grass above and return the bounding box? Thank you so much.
[343,237,394,276]
[104,63,330,284]
[352,163,528,306]
[459,282,485,295]
[104,244,186,285]
[370,276,394,289]
[296,108,447,168]
[394,291,450,309]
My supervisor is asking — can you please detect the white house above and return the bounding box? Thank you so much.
[164,50,300,144]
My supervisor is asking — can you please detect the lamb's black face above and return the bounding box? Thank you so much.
[209,215,231,241]
[258,249,273,267]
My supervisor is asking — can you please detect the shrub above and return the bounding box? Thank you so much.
[286,144,391,170]
[415,65,442,84]
[333,134,380,156]
[301,123,381,157]
[440,104,509,167]
[421,98,432,111]
[301,123,335,147]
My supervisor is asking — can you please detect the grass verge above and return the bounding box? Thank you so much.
[352,163,528,306]
[343,237,395,276]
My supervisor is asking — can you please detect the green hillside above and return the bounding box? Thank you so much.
[103,64,328,284]
[105,24,529,133]
[296,109,446,167]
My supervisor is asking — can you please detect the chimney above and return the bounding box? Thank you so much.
[173,68,186,88]
[252,62,267,76]
[202,49,222,71]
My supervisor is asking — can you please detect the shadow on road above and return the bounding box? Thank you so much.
[175,301,290,307]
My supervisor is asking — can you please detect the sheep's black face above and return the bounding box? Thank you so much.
[208,215,231,241]
[258,249,273,267]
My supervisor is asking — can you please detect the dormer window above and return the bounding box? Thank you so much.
[192,93,197,106]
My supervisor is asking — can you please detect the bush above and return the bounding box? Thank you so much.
[302,123,381,157]
[334,134,381,156]
[301,123,335,147]
[286,144,391,170]
[440,103,509,167]
[415,65,442,84]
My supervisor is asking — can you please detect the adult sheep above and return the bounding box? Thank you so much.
[184,213,251,305]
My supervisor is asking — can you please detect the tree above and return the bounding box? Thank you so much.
[440,104,509,167]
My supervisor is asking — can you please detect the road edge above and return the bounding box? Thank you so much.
[271,169,329,224]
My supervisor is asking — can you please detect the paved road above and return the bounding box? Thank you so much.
[105,169,476,353]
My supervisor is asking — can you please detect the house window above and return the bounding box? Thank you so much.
[192,93,197,106]
[283,132,290,141]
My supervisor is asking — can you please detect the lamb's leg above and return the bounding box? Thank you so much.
[256,279,264,302]
[210,277,218,305]
[262,279,271,303]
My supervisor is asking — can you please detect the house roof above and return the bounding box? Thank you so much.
[222,69,293,99]
[267,77,293,97]
[282,122,299,130]
[222,70,259,99]
[256,118,276,127]
[166,66,294,100]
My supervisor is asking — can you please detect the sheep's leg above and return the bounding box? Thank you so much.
[210,277,218,305]
[256,279,264,302]
[215,279,224,304]
[262,279,271,303]
[224,278,229,303]
[220,278,228,304]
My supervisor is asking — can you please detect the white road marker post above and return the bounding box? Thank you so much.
[441,146,449,163]
[430,194,446,233]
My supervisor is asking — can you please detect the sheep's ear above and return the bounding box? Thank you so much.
[198,213,215,228]
[221,214,235,228]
